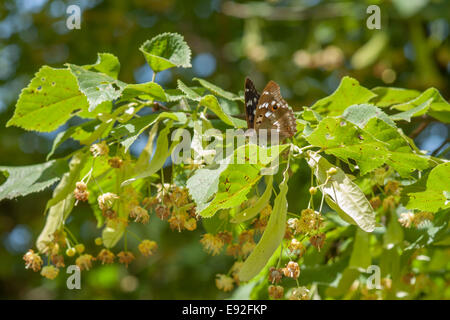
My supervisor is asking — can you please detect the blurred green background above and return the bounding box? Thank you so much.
[0,0,448,299]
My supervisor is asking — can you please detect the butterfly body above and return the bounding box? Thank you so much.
[244,78,297,140]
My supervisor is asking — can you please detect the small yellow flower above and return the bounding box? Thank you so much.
[138,240,158,257]
[215,274,234,292]
[75,244,85,254]
[283,261,300,279]
[289,239,305,257]
[168,213,187,232]
[108,156,123,168]
[184,217,197,231]
[76,254,94,271]
[230,261,244,284]
[97,249,115,264]
[74,181,89,202]
[23,249,43,272]
[225,244,241,258]
[129,206,150,224]
[51,254,65,268]
[399,212,415,228]
[90,141,109,157]
[268,285,284,299]
[268,267,283,284]
[98,192,119,211]
[117,251,135,267]
[200,233,224,256]
[41,266,59,280]
[310,233,326,251]
[289,287,310,300]
[412,211,434,227]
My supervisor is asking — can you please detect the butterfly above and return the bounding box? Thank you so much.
[244,77,297,140]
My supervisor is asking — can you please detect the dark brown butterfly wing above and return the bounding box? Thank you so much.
[244,77,260,129]
[254,81,297,139]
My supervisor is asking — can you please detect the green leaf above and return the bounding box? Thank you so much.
[187,162,231,213]
[193,78,243,101]
[311,76,376,116]
[47,120,98,160]
[121,82,167,102]
[239,163,290,282]
[67,64,127,112]
[102,220,127,248]
[111,112,187,151]
[405,163,450,212]
[349,229,371,268]
[140,33,192,73]
[387,87,450,123]
[199,95,246,128]
[370,87,421,107]
[44,151,88,211]
[198,164,262,218]
[122,122,176,186]
[231,176,273,223]
[0,159,68,201]
[307,152,376,232]
[390,87,448,112]
[36,191,74,252]
[165,87,205,102]
[307,116,429,176]
[7,66,89,132]
[390,100,431,122]
[342,104,395,128]
[365,120,429,176]
[35,153,86,252]
[177,79,202,101]
[194,144,289,217]
[83,53,120,79]
[383,209,404,249]
[306,117,386,175]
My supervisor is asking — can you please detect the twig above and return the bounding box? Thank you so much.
[431,138,450,156]
[409,116,433,139]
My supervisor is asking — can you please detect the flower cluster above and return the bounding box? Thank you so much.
[74,181,89,202]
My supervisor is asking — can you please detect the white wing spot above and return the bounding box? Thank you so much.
[265,111,272,118]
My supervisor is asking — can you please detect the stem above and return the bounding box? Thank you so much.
[152,71,157,82]
[409,116,432,139]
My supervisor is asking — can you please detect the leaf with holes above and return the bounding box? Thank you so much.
[7,66,89,132]
[67,64,127,112]
[311,76,376,116]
